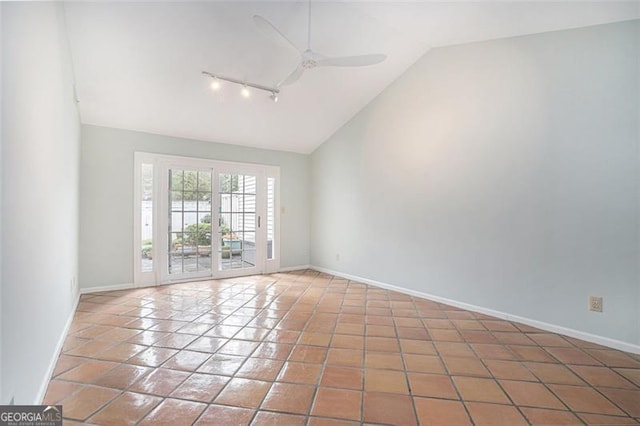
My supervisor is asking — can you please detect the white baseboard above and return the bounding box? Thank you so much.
[278,265,311,272]
[310,265,640,355]
[80,282,135,294]
[35,291,80,404]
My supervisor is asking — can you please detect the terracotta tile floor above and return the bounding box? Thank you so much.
[44,270,640,425]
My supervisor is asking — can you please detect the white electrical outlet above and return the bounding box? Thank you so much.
[336,253,340,261]
[589,296,603,312]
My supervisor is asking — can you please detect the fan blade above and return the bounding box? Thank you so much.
[316,54,387,67]
[278,65,305,87]
[253,15,299,53]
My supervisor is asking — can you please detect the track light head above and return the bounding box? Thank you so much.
[241,85,250,98]
[210,77,221,92]
[270,92,279,103]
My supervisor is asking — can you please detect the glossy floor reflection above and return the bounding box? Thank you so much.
[44,270,640,425]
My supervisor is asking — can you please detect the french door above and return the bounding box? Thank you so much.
[134,153,279,286]
[216,169,262,278]
[159,164,216,282]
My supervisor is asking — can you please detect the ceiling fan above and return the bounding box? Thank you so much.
[253,1,387,87]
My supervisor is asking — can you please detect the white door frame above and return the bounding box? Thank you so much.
[133,152,280,287]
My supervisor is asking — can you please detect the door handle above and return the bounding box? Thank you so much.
[258,216,261,228]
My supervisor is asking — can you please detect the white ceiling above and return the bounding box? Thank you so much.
[64,1,639,153]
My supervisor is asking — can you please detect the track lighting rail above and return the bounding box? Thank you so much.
[202,71,279,95]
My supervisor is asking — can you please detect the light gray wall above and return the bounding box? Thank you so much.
[2,2,80,403]
[311,20,639,345]
[0,2,4,404]
[637,37,640,347]
[80,125,310,289]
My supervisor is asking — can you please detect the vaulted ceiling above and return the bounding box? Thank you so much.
[64,1,639,153]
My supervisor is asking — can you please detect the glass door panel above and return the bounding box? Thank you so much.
[167,168,213,280]
[218,173,260,273]
[140,163,154,272]
[266,177,275,260]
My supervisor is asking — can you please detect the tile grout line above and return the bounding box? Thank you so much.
[428,319,478,426]
[395,291,426,426]
[466,310,617,423]
[457,319,568,426]
[225,278,306,425]
[120,278,272,423]
[241,273,332,424]
[513,338,637,420]
[307,274,359,424]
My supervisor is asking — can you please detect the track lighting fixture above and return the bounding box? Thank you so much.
[202,71,280,102]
